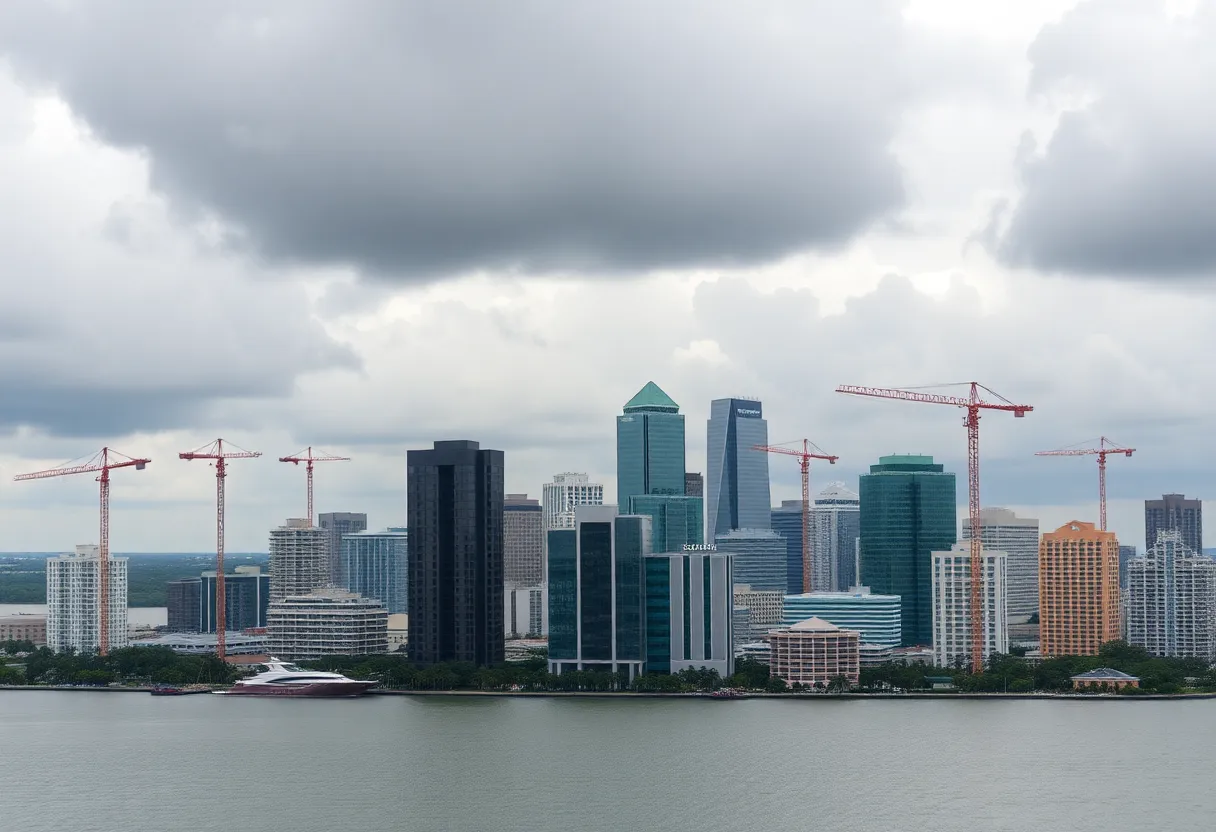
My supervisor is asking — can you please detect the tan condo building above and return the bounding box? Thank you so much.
[1039,521,1120,656]
[768,617,860,687]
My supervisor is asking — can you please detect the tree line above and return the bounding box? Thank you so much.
[0,646,240,686]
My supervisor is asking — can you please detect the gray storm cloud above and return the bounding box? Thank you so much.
[995,0,1216,277]
[0,0,913,280]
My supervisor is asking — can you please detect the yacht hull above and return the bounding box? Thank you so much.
[218,681,377,697]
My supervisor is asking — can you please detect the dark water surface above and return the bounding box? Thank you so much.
[1,692,1212,831]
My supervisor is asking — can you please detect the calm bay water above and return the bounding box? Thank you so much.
[1,693,1213,832]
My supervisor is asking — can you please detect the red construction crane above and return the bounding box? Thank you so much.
[1035,437,1134,531]
[753,440,838,594]
[836,382,1032,673]
[179,439,261,659]
[14,448,151,656]
[277,446,351,526]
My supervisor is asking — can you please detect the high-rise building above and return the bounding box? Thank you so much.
[167,578,202,632]
[1039,521,1121,657]
[341,528,408,614]
[1145,494,1202,552]
[859,454,956,647]
[732,584,785,643]
[616,381,686,506]
[811,483,862,593]
[168,568,271,633]
[1126,530,1216,659]
[407,440,505,666]
[706,397,770,537]
[318,511,368,582]
[644,550,735,677]
[768,617,861,687]
[269,519,330,602]
[771,500,805,595]
[1118,544,1137,589]
[547,506,651,679]
[684,472,704,498]
[714,529,786,593]
[542,473,605,531]
[628,494,704,551]
[267,588,388,659]
[961,507,1039,624]
[46,545,128,654]
[782,587,901,648]
[931,544,1009,668]
[504,494,544,587]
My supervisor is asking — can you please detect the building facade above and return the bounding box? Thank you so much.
[504,494,544,586]
[270,519,330,602]
[715,529,786,593]
[168,568,271,633]
[771,501,805,595]
[547,507,652,679]
[644,550,735,678]
[811,483,862,593]
[505,586,545,637]
[1145,494,1202,553]
[684,473,704,498]
[167,578,202,632]
[732,584,785,643]
[859,454,957,647]
[706,397,771,538]
[616,381,686,506]
[628,494,704,551]
[1126,530,1216,659]
[46,545,128,654]
[340,529,408,615]
[1118,544,1137,589]
[961,507,1039,624]
[0,614,46,646]
[407,440,505,666]
[267,588,388,659]
[542,473,605,531]
[782,587,901,648]
[930,544,1009,668]
[1039,521,1121,657]
[768,617,861,687]
[318,511,368,582]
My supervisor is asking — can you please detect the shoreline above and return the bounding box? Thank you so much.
[3,684,1214,701]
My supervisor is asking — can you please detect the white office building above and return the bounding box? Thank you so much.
[961,507,1039,623]
[1126,530,1216,659]
[267,588,389,659]
[931,543,1008,668]
[542,473,606,531]
[733,584,784,642]
[46,545,129,654]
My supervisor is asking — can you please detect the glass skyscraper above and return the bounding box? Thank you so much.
[628,494,704,551]
[706,398,771,537]
[644,550,734,677]
[858,454,956,647]
[714,529,786,593]
[771,500,805,595]
[547,506,651,680]
[616,381,686,506]
[341,528,408,614]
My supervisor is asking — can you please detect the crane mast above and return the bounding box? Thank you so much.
[837,382,1032,674]
[277,446,351,526]
[753,440,838,593]
[1035,437,1134,531]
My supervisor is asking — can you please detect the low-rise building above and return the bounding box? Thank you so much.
[130,632,268,655]
[1071,668,1139,690]
[782,586,901,648]
[267,588,388,659]
[767,617,860,687]
[387,613,408,654]
[0,614,46,646]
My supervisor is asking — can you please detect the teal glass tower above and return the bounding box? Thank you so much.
[858,454,956,647]
[628,494,704,551]
[546,506,651,680]
[616,382,686,506]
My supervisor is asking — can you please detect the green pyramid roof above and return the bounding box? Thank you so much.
[623,381,680,413]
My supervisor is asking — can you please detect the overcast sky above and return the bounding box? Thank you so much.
[0,0,1212,553]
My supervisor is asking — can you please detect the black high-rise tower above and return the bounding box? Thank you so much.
[407,440,505,666]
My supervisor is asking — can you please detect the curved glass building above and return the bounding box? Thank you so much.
[782,588,901,648]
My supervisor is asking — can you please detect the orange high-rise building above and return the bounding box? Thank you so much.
[1039,521,1120,656]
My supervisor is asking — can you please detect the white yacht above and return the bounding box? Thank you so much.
[217,658,377,697]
